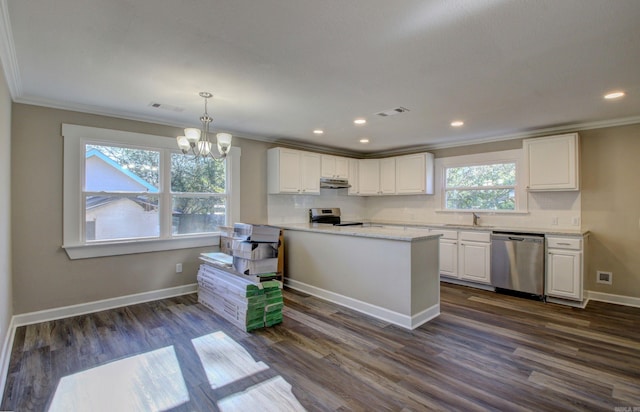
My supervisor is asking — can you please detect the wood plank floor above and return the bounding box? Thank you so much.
[2,283,640,411]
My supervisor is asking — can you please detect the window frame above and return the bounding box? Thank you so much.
[62,124,240,259]
[436,149,527,213]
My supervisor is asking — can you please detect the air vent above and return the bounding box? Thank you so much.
[148,102,184,113]
[376,107,410,117]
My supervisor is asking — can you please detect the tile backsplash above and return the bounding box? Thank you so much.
[267,189,581,230]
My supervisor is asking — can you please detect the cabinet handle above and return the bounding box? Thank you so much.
[557,242,571,246]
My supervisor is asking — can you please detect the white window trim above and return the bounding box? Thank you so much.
[435,149,528,213]
[62,124,241,259]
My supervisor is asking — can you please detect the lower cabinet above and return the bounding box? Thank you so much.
[430,229,458,278]
[458,231,491,284]
[431,229,491,285]
[546,236,585,301]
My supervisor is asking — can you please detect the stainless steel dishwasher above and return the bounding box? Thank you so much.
[490,232,545,299]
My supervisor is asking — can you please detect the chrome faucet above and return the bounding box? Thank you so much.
[472,212,480,226]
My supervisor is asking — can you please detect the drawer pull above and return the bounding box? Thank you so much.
[557,242,571,245]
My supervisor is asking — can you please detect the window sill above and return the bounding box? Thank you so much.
[435,209,529,215]
[63,235,221,260]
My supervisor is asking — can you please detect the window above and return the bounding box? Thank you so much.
[438,149,526,212]
[63,124,240,259]
[445,162,516,210]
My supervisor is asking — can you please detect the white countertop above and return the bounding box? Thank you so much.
[278,222,589,238]
[279,223,441,242]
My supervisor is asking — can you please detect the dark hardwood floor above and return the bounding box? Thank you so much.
[2,283,640,411]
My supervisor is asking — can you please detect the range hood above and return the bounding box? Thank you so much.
[320,177,351,189]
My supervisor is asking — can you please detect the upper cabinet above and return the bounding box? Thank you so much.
[267,148,321,195]
[347,158,360,196]
[321,155,349,179]
[358,158,397,195]
[268,147,434,197]
[395,153,435,195]
[524,133,579,191]
[357,159,383,195]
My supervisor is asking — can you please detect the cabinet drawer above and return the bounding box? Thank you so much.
[547,236,582,250]
[429,229,458,240]
[459,231,490,243]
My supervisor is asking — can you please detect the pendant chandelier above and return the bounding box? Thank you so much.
[176,92,232,159]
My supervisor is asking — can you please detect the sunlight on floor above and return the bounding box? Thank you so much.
[217,376,306,412]
[192,331,269,389]
[48,346,189,412]
[193,331,306,411]
[46,331,305,411]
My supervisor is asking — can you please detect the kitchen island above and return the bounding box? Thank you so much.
[280,223,442,329]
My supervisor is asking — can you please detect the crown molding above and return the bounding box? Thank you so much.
[0,0,22,98]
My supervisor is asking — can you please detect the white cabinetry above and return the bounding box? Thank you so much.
[524,133,579,191]
[395,153,435,195]
[267,148,320,195]
[458,231,491,284]
[379,158,396,194]
[348,158,360,196]
[429,229,458,278]
[546,236,584,301]
[321,155,349,179]
[358,158,397,195]
[430,229,490,285]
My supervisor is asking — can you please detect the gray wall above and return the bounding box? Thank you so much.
[0,63,12,364]
[581,124,640,297]
[11,103,271,314]
[9,102,640,315]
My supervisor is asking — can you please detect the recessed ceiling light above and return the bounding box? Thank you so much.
[604,91,625,100]
[313,129,324,135]
[450,120,464,127]
[354,118,367,125]
[359,138,370,144]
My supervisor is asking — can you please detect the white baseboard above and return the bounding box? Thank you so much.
[0,316,17,399]
[12,283,197,327]
[586,290,640,308]
[285,278,439,330]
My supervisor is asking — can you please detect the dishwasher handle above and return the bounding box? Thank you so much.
[491,233,544,243]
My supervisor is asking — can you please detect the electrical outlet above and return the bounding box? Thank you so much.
[176,263,183,273]
[596,271,612,285]
[571,217,580,226]
[551,217,558,225]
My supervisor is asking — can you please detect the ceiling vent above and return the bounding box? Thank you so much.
[148,102,184,113]
[376,107,410,117]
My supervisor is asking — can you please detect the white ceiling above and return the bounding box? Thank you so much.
[2,0,639,154]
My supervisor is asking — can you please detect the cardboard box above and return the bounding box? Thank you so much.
[232,240,278,260]
[219,236,234,255]
[233,257,278,275]
[233,223,280,242]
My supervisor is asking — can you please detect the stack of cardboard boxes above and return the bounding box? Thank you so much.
[196,223,285,331]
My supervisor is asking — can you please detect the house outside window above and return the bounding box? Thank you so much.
[63,124,240,259]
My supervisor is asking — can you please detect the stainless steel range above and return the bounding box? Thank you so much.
[309,208,363,226]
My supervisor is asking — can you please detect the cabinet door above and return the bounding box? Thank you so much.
[396,153,426,194]
[320,155,335,178]
[525,133,579,190]
[277,149,302,193]
[300,152,321,194]
[547,250,582,300]
[358,159,381,195]
[439,239,458,278]
[459,241,491,284]
[334,157,349,178]
[379,158,396,194]
[348,158,360,196]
